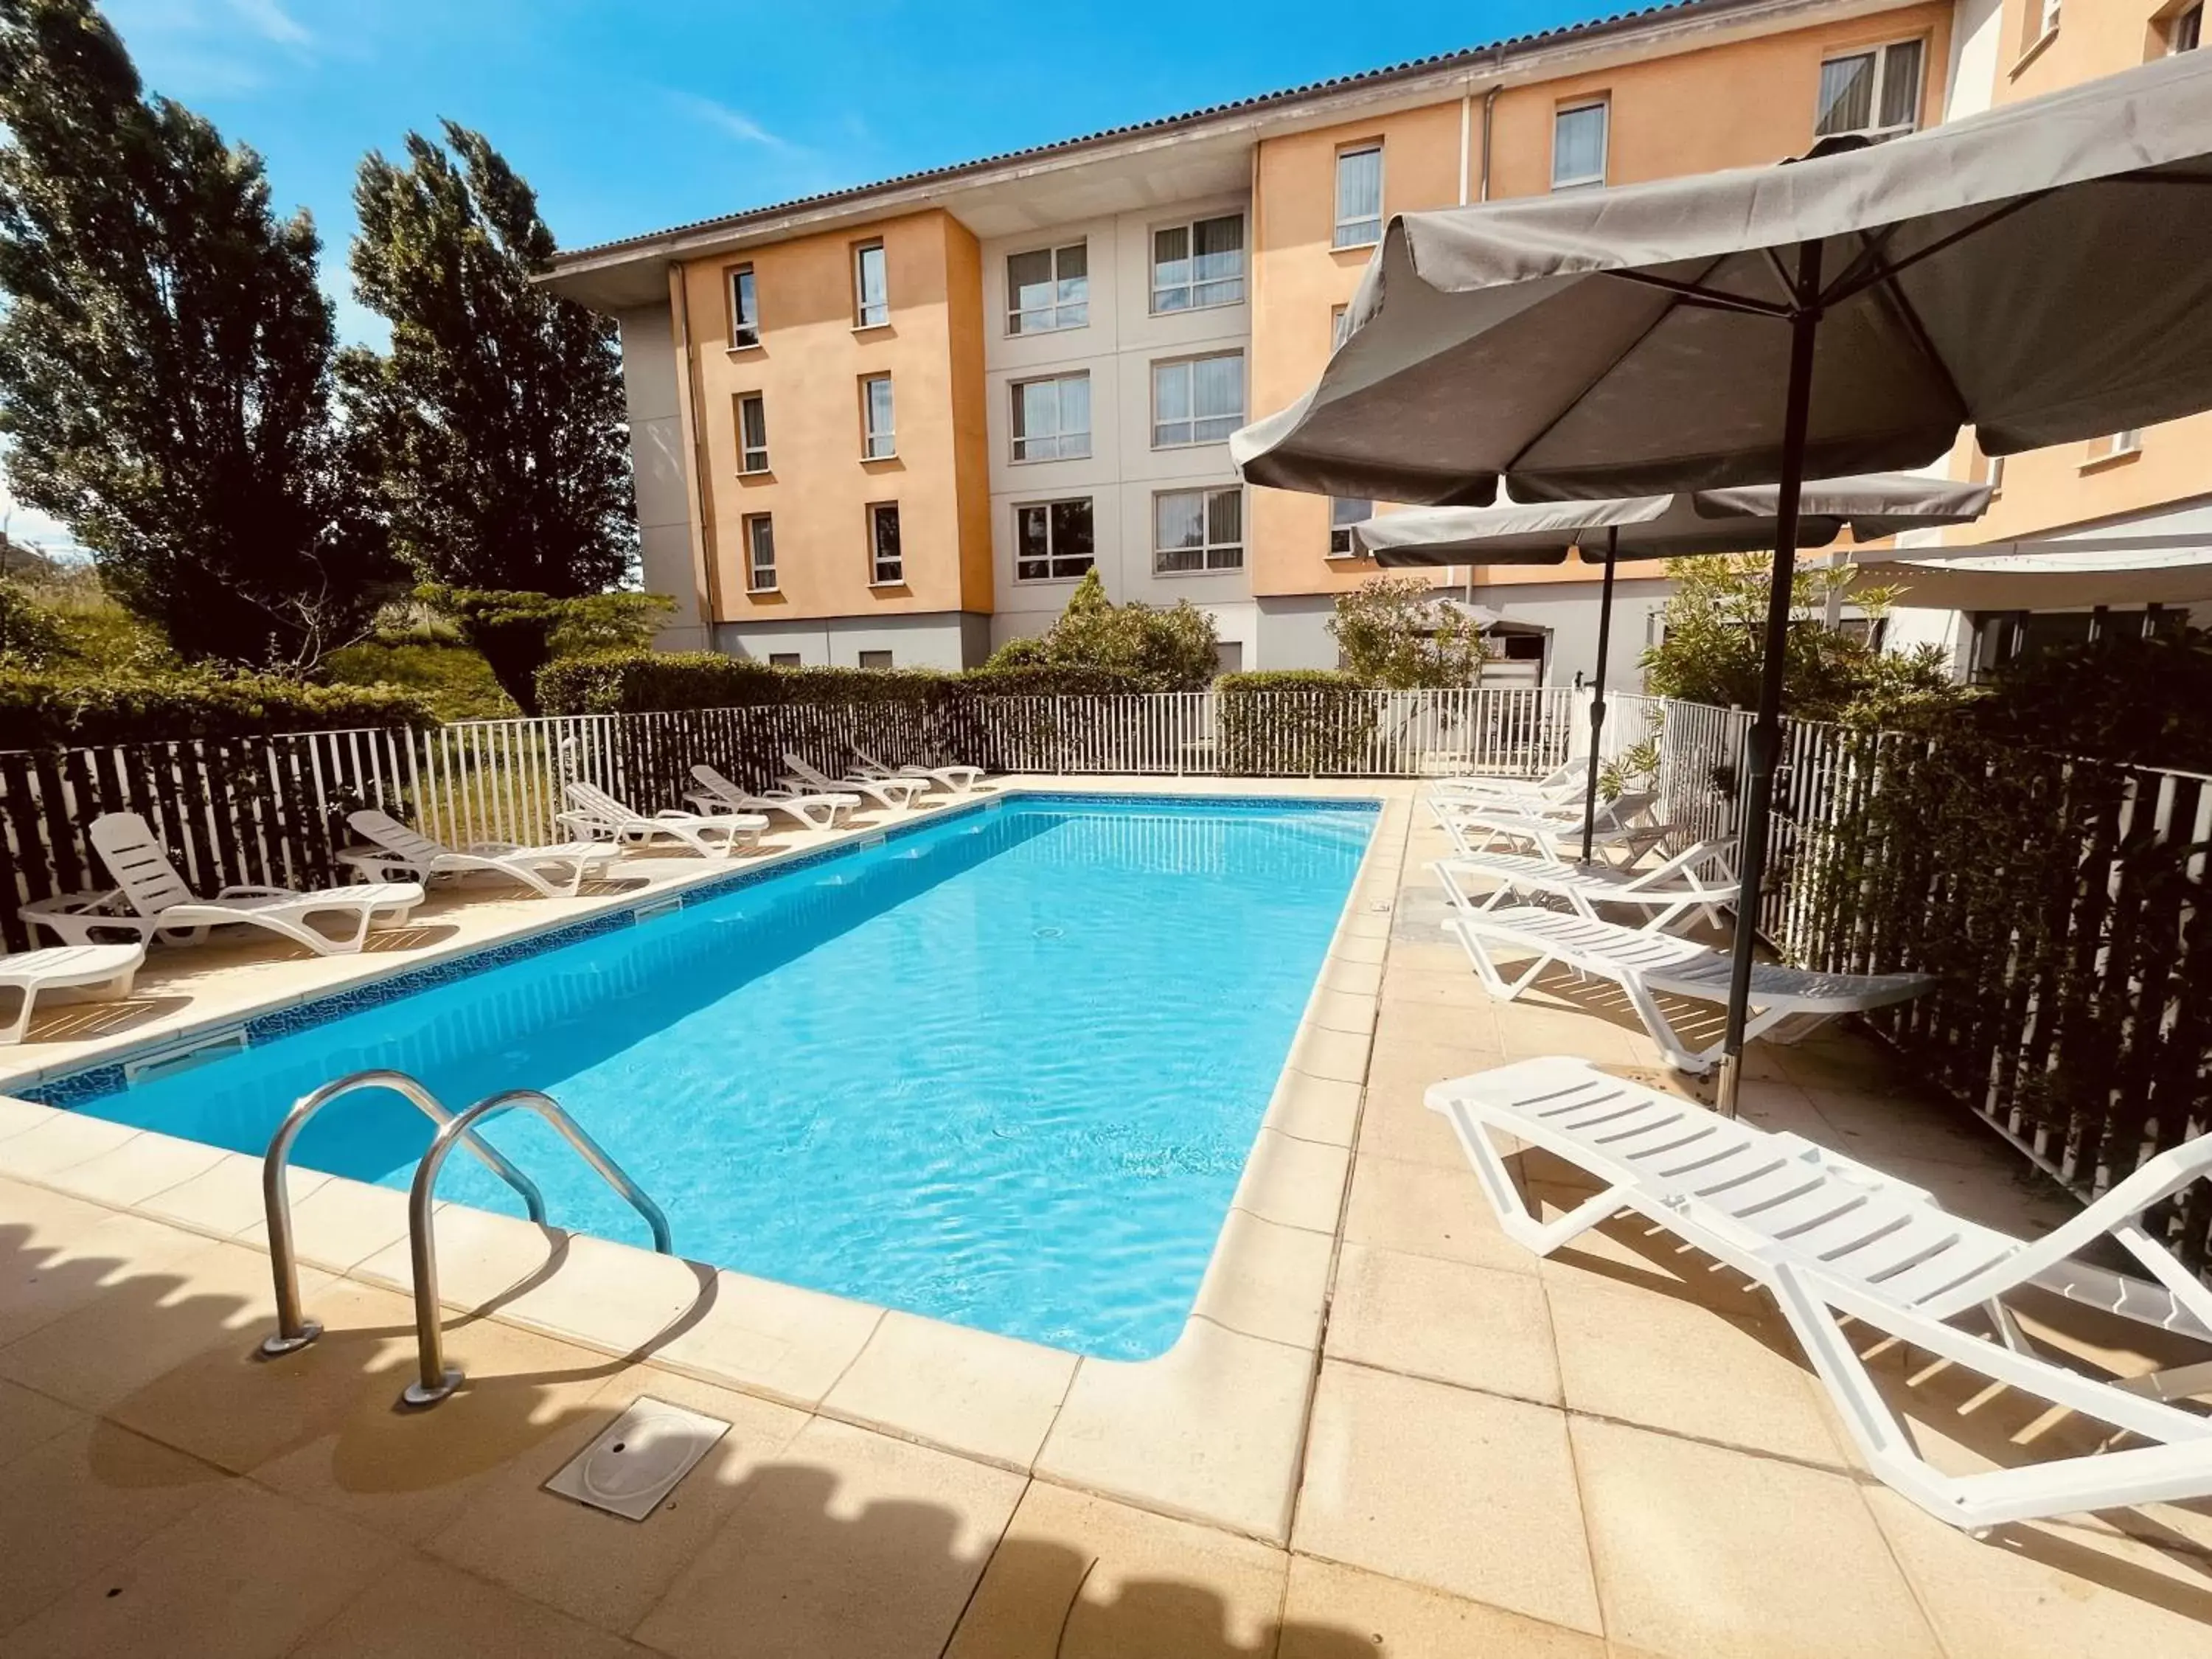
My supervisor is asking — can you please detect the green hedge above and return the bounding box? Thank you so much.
[535,651,1144,715]
[0,669,437,748]
[1215,669,1365,693]
[1216,669,1380,774]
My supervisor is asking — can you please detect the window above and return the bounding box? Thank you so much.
[2037,0,2062,41]
[1010,373,1091,462]
[1552,100,1609,189]
[1815,40,1924,142]
[853,241,888,328]
[728,265,759,349]
[858,649,894,669]
[1214,641,1244,676]
[1152,352,1245,448]
[744,515,776,592]
[1151,213,1245,312]
[1333,145,1383,248]
[1006,242,1088,334]
[1015,498,1095,582]
[768,652,801,667]
[2086,429,2145,463]
[1329,497,1371,557]
[737,394,768,473]
[1331,305,1351,349]
[2174,3,2202,53]
[1154,486,1243,573]
[1972,441,2005,493]
[860,375,895,459]
[868,502,903,585]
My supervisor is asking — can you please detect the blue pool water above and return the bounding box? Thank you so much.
[52,794,1374,1359]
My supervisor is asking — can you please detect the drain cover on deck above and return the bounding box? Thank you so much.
[543,1397,729,1521]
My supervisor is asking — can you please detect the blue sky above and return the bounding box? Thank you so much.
[7,0,1596,552]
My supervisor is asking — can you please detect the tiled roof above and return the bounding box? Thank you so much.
[552,0,1739,264]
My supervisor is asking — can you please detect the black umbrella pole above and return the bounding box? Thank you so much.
[1717,243,1822,1117]
[1579,527,1618,865]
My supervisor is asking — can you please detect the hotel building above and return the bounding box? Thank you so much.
[546,0,2205,684]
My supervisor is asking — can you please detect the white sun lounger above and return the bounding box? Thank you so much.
[558,782,766,859]
[1448,903,1930,1071]
[1430,753,1591,808]
[23,814,425,956]
[1427,1055,2212,1529]
[1430,790,1668,865]
[685,765,860,831]
[1434,838,1739,935]
[0,944,145,1043]
[850,744,984,795]
[343,810,619,898]
[780,753,927,813]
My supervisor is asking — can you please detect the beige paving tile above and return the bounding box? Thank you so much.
[1355,1077,1485,1171]
[635,1415,1026,1659]
[0,1376,80,1467]
[824,1310,1077,1469]
[0,1239,335,1412]
[237,1172,419,1270]
[0,1113,140,1181]
[485,1232,720,1357]
[1381,940,1467,975]
[1231,1129,1350,1236]
[1799,1085,2015,1170]
[1492,999,1645,1065]
[1569,1416,1940,1659]
[1279,1556,1607,1659]
[1526,1190,1768,1317]
[645,1266,885,1409]
[1326,1245,1559,1405]
[1545,1273,1844,1466]
[0,1098,60,1142]
[291,1553,651,1659]
[1288,1023,1373,1085]
[428,1366,810,1635]
[1265,1072,1363,1147]
[353,1201,564,1307]
[1038,1319,1313,1541]
[38,1130,224,1211]
[1307,988,1377,1036]
[0,1474,403,1658]
[1378,965,1502,1009]
[1332,934,1388,967]
[1865,1489,2212,1659]
[0,1418,229,1633]
[947,1479,1289,1659]
[1341,1154,1537,1277]
[1296,1361,1598,1631]
[1371,998,1503,1055]
[0,1205,221,1346]
[1191,1208,1335,1350]
[138,1150,328,1237]
[1321,957,1385,997]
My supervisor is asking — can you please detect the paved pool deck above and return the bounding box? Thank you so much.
[0,776,2206,1657]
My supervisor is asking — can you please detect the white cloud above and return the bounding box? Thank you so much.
[225,0,310,46]
[664,90,798,155]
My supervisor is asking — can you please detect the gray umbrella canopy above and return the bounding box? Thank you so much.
[1352,476,1994,565]
[1233,49,2212,1113]
[1232,50,2212,507]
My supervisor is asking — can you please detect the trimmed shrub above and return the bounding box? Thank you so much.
[535,651,1142,716]
[1217,669,1380,775]
[0,669,436,748]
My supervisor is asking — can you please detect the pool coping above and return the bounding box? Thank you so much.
[0,776,1406,1543]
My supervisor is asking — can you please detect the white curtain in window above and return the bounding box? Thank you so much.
[1206,488,1242,552]
[1335,148,1382,242]
[1192,355,1243,439]
[1192,215,1244,305]
[1878,40,1923,131]
[1156,490,1202,552]
[1815,52,1875,136]
[1553,105,1607,186]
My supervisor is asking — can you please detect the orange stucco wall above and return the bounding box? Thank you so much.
[1247,1,1955,600]
[678,209,987,623]
[1994,0,2187,102]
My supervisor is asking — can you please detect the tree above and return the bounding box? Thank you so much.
[1640,553,1958,723]
[415,585,670,714]
[342,123,634,597]
[1329,575,1492,688]
[984,570,1219,690]
[0,0,394,669]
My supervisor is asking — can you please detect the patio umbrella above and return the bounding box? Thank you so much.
[1232,47,2212,1111]
[1354,475,1992,862]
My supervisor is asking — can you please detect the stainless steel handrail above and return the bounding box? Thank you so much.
[401,1087,673,1407]
[259,1069,548,1357]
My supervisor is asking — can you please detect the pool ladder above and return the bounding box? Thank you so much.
[258,1068,673,1408]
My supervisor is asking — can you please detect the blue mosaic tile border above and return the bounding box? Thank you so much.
[12,785,1376,1109]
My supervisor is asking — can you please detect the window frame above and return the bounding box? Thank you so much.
[852,240,889,330]
[1551,98,1610,191]
[1005,240,1090,335]
[736,392,769,475]
[768,651,801,667]
[1009,371,1093,464]
[1150,350,1246,451]
[1152,484,1245,576]
[1328,496,1374,559]
[867,501,904,586]
[743,513,777,594]
[1813,38,1927,144]
[2084,428,2146,465]
[1330,305,1351,350]
[2172,1,2202,53]
[727,263,760,350]
[1013,497,1097,585]
[1332,142,1385,249]
[860,373,896,461]
[1149,212,1246,314]
[858,649,894,670]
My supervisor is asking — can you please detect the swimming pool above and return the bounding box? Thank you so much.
[29,793,1376,1359]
